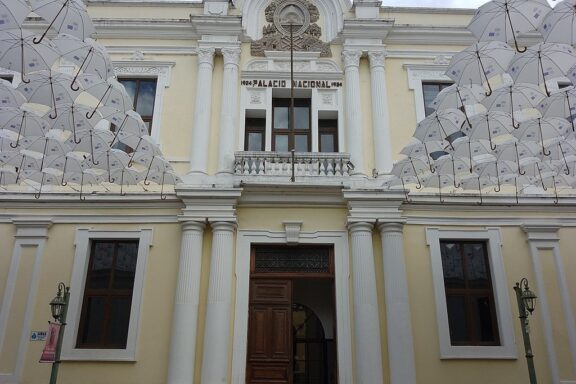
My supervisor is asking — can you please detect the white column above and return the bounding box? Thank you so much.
[342,49,365,175]
[378,222,417,384]
[368,50,393,175]
[201,221,237,384]
[189,47,215,174]
[217,47,241,175]
[348,222,384,384]
[167,221,206,384]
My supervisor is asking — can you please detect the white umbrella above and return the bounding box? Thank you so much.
[513,117,572,156]
[104,110,148,146]
[508,43,576,96]
[17,71,82,118]
[445,41,515,96]
[78,75,133,118]
[0,79,26,107]
[429,84,486,127]
[400,140,449,172]
[454,139,496,173]
[110,167,143,195]
[537,86,576,131]
[539,0,576,45]
[92,148,130,181]
[413,109,466,149]
[52,34,114,86]
[464,111,515,150]
[481,83,546,128]
[68,128,114,164]
[29,0,95,43]
[494,141,540,175]
[467,0,552,52]
[544,141,576,175]
[0,28,60,84]
[115,133,160,166]
[0,107,50,147]
[0,0,30,31]
[145,170,180,199]
[21,168,61,198]
[19,135,70,169]
[44,153,86,185]
[44,103,101,143]
[390,157,431,189]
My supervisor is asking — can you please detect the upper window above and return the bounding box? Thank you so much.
[272,98,311,152]
[422,81,452,117]
[426,228,516,359]
[440,240,499,346]
[76,240,139,349]
[118,78,157,134]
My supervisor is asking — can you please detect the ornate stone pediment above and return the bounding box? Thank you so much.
[251,0,332,57]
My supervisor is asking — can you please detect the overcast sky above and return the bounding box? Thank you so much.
[382,0,555,8]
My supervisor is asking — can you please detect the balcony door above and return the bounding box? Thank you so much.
[272,98,311,152]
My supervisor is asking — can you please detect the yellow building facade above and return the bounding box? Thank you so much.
[1,0,576,384]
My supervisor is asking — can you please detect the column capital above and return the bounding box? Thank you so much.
[12,217,52,238]
[347,221,374,232]
[221,47,241,67]
[521,224,560,241]
[377,221,405,233]
[197,47,216,66]
[342,49,362,69]
[209,220,237,231]
[180,219,206,232]
[368,50,387,69]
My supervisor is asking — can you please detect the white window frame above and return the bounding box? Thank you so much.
[61,228,153,361]
[113,61,175,146]
[426,227,516,359]
[405,64,452,123]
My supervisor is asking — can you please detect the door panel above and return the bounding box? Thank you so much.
[247,279,292,384]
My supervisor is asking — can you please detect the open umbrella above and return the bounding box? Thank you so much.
[467,0,552,52]
[0,28,60,83]
[508,43,576,96]
[29,0,95,43]
[103,110,148,146]
[494,140,540,175]
[400,139,449,172]
[390,157,431,189]
[429,84,487,127]
[21,168,61,198]
[513,117,572,156]
[481,83,546,128]
[78,75,133,118]
[0,79,26,107]
[68,128,114,164]
[445,41,515,96]
[0,0,30,31]
[453,139,496,173]
[145,170,180,199]
[44,153,86,185]
[539,0,576,45]
[464,111,515,150]
[17,71,82,118]
[110,167,142,195]
[92,148,130,181]
[0,107,50,147]
[538,85,576,131]
[52,34,114,88]
[44,103,102,143]
[413,109,466,149]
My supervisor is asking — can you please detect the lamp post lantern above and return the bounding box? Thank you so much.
[48,282,70,384]
[514,277,538,384]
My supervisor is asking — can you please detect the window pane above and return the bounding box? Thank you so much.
[465,243,490,288]
[121,80,137,106]
[320,134,335,152]
[295,135,308,152]
[294,107,309,129]
[440,242,464,289]
[247,132,263,151]
[135,81,156,116]
[423,82,451,117]
[275,135,288,151]
[446,295,469,344]
[79,296,105,345]
[108,297,132,347]
[113,242,138,289]
[274,107,289,129]
[475,296,498,343]
[88,242,114,289]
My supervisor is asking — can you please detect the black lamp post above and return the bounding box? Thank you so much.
[49,282,70,384]
[514,278,538,384]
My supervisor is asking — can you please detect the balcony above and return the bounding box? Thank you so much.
[234,151,353,178]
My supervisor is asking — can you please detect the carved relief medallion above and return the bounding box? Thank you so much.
[251,0,331,57]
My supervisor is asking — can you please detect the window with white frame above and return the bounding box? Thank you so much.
[406,64,453,123]
[61,229,152,361]
[426,228,516,359]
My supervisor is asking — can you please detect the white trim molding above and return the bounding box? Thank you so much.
[425,227,516,359]
[113,60,175,145]
[405,64,452,123]
[231,230,353,384]
[0,218,51,384]
[61,228,153,361]
[522,225,576,383]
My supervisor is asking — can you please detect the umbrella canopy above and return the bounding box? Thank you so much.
[538,86,576,124]
[0,79,26,107]
[464,111,515,149]
[481,83,546,127]
[0,0,30,32]
[44,103,102,143]
[0,28,60,83]
[17,71,82,118]
[467,0,552,52]
[413,109,466,148]
[29,0,95,42]
[539,0,576,45]
[508,43,576,96]
[0,107,50,147]
[445,41,515,96]
[513,117,572,155]
[78,75,133,116]
[429,84,486,111]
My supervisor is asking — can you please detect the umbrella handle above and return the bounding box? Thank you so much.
[477,177,483,205]
[70,47,93,91]
[19,37,30,84]
[505,6,526,53]
[494,162,501,192]
[34,173,45,199]
[553,176,559,205]
[515,177,519,205]
[33,0,69,45]
[160,171,167,200]
[79,172,86,200]
[400,177,412,203]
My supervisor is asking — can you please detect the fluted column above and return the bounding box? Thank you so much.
[378,222,417,384]
[217,47,241,175]
[200,221,237,384]
[190,47,215,174]
[342,50,364,175]
[368,50,393,175]
[348,222,384,383]
[167,221,206,384]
